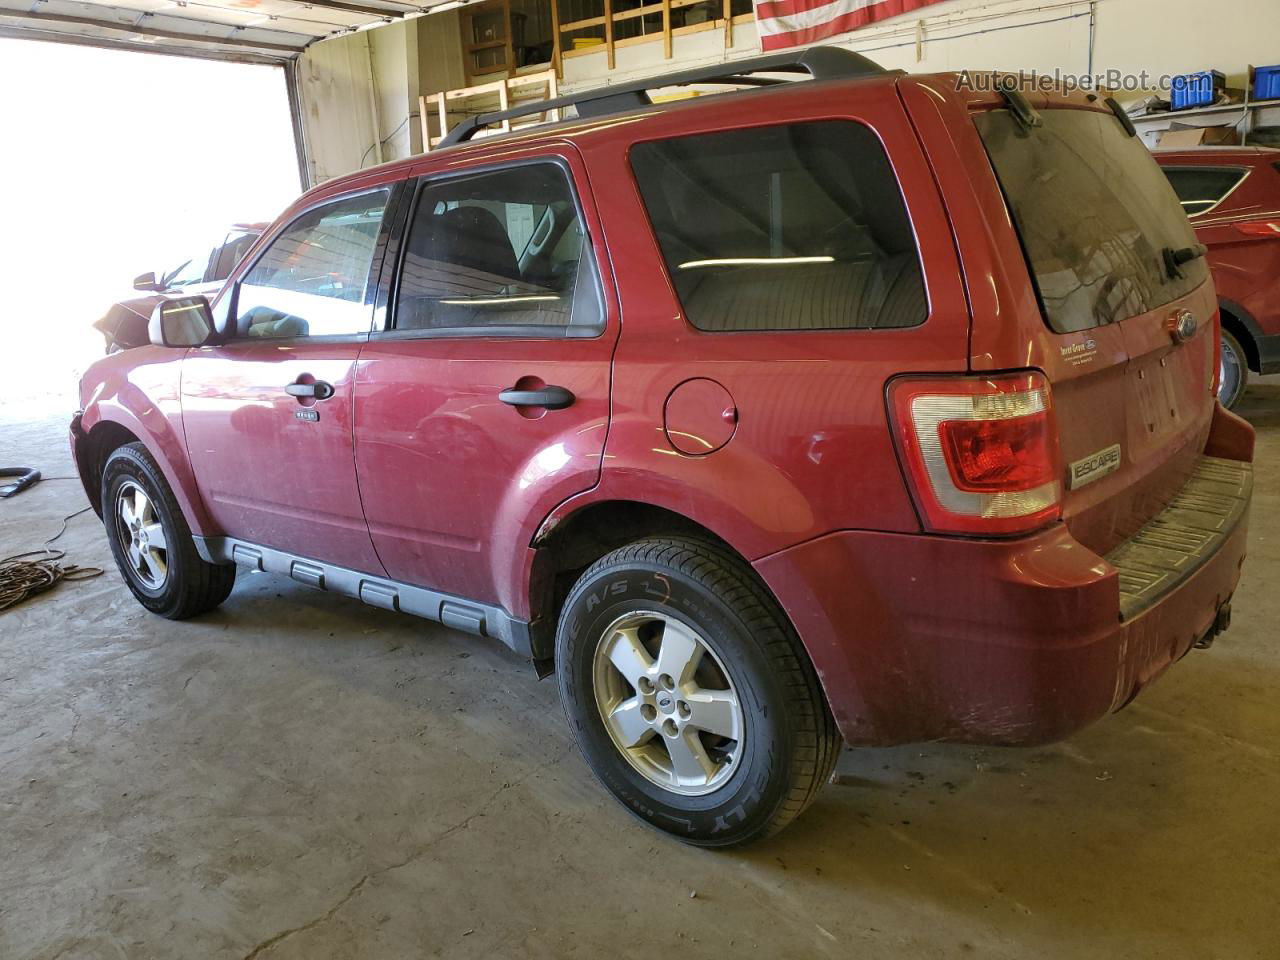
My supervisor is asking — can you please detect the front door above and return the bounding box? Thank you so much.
[182,188,394,573]
[354,148,618,611]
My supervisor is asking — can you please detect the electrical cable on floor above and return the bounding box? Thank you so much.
[0,506,103,612]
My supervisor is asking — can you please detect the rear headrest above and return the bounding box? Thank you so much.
[421,206,519,282]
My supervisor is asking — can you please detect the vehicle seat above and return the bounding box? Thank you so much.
[677,254,926,331]
[426,207,520,281]
[399,206,573,329]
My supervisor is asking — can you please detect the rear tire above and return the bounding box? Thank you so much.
[1218,329,1248,409]
[555,536,840,847]
[101,442,235,620]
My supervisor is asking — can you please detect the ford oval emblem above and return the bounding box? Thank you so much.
[1171,310,1197,343]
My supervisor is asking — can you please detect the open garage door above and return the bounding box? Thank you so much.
[0,0,435,64]
[0,0,460,191]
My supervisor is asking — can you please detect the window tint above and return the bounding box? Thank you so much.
[1160,166,1247,217]
[394,163,602,335]
[976,109,1209,334]
[630,121,927,332]
[237,191,388,339]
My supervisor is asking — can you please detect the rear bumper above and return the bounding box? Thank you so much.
[755,409,1255,748]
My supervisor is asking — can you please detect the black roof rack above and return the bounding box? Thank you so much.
[437,45,885,149]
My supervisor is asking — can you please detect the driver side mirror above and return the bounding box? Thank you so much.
[149,296,215,347]
[133,271,165,292]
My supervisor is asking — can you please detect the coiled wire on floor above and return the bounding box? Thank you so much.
[0,507,103,612]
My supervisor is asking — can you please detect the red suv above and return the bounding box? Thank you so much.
[1155,146,1280,407]
[71,48,1255,846]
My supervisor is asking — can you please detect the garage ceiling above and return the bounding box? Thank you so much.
[0,0,455,63]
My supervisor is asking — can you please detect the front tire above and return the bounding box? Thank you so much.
[101,442,235,619]
[556,537,840,847]
[1219,329,1248,409]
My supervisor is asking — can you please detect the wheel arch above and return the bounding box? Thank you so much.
[77,420,142,517]
[526,499,751,663]
[78,411,214,534]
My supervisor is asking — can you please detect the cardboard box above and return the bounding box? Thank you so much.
[1158,125,1241,148]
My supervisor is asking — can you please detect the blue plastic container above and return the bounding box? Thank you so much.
[1172,70,1226,110]
[1255,65,1280,101]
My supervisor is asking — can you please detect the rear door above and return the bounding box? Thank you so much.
[353,145,617,611]
[182,188,395,572]
[973,106,1216,552]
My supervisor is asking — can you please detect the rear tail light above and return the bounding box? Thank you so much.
[1234,220,1280,239]
[888,372,1062,536]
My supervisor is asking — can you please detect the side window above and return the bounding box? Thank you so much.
[393,163,603,335]
[236,191,389,339]
[213,230,261,282]
[630,120,927,332]
[1160,166,1247,217]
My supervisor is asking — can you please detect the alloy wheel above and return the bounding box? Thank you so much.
[1219,334,1244,407]
[592,610,744,796]
[114,480,169,590]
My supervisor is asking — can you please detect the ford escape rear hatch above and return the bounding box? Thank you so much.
[975,103,1217,554]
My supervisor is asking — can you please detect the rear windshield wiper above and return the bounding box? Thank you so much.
[1163,243,1208,280]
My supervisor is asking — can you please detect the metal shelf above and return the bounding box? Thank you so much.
[1131,99,1280,123]
[1130,97,1280,148]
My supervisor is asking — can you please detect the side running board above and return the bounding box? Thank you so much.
[194,536,534,657]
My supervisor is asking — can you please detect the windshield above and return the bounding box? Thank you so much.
[164,246,214,288]
[975,108,1208,334]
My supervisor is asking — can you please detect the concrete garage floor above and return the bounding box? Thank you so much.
[2,387,1277,960]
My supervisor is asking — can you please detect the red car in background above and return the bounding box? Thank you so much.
[1155,147,1280,407]
[94,223,266,354]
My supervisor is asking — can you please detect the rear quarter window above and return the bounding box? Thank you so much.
[1159,166,1248,217]
[630,120,927,333]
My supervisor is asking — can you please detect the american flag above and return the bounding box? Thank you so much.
[754,0,945,51]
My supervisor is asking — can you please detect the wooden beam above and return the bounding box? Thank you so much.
[661,0,671,59]
[547,67,559,121]
[419,94,432,151]
[603,0,614,70]
[502,0,514,78]
[723,0,732,48]
[549,0,562,78]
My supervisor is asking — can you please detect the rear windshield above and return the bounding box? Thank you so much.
[976,108,1208,334]
[630,120,927,332]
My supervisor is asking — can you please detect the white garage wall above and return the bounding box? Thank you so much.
[563,0,1280,94]
[299,14,463,184]
[296,34,382,184]
[298,0,1280,182]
